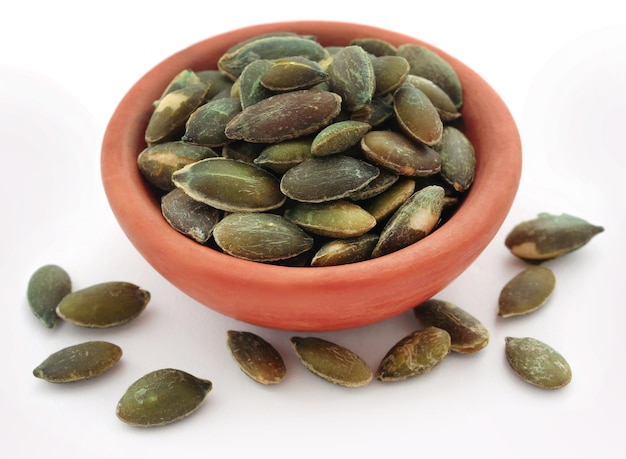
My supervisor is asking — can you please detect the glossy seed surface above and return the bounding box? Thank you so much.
[27,264,71,328]
[376,327,451,382]
[33,341,122,383]
[227,330,286,385]
[56,282,150,328]
[116,368,212,427]
[413,299,489,353]
[505,337,572,389]
[498,266,556,317]
[290,336,372,387]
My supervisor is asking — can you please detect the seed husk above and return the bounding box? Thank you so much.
[504,337,572,389]
[498,266,556,317]
[376,326,451,382]
[433,125,476,192]
[33,341,122,383]
[224,89,342,143]
[328,45,375,112]
[290,336,372,388]
[371,55,410,96]
[213,212,314,262]
[371,185,445,257]
[260,56,329,91]
[393,85,443,146]
[237,59,274,108]
[504,213,605,262]
[56,282,150,328]
[310,233,379,267]
[27,264,71,328]
[227,330,286,385]
[285,200,377,238]
[182,97,242,147]
[413,299,489,353]
[161,188,222,243]
[347,169,399,201]
[172,157,286,213]
[116,368,212,427]
[253,137,313,173]
[403,74,461,122]
[311,120,372,156]
[362,178,416,222]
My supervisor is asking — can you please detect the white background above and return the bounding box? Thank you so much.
[1,1,624,457]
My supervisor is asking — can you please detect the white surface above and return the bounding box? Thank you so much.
[1,1,624,457]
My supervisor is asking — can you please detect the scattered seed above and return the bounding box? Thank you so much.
[504,337,572,389]
[227,330,286,385]
[27,264,71,328]
[498,266,556,317]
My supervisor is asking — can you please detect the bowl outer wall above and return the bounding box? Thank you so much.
[101,21,522,331]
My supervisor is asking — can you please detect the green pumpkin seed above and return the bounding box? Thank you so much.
[413,299,489,353]
[56,282,150,328]
[196,69,234,100]
[213,213,314,262]
[224,89,342,143]
[227,330,286,385]
[260,56,329,91]
[371,185,445,257]
[371,55,410,96]
[311,120,372,156]
[347,169,399,201]
[350,38,398,57]
[182,97,242,147]
[498,266,556,317]
[403,74,461,121]
[285,200,377,238]
[504,213,605,262]
[362,178,416,222]
[310,233,379,267]
[393,85,443,146]
[350,95,395,127]
[137,141,218,191]
[238,59,274,108]
[153,69,202,107]
[161,188,222,243]
[116,368,212,427]
[172,157,286,213]
[505,337,572,389]
[280,155,380,203]
[27,264,71,328]
[254,137,313,174]
[290,336,372,388]
[433,126,476,192]
[376,326,451,382]
[33,341,122,383]
[361,130,442,177]
[328,45,375,112]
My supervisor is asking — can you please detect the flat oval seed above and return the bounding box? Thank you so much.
[116,368,212,427]
[172,157,286,213]
[224,89,342,143]
[498,266,556,317]
[328,45,375,112]
[254,137,313,174]
[504,213,605,262]
[213,213,314,262]
[311,233,379,267]
[393,85,443,146]
[290,336,372,388]
[227,330,286,385]
[505,337,572,389]
[161,188,222,243]
[371,55,410,96]
[413,299,490,353]
[403,75,461,122]
[280,155,379,203]
[285,201,377,238]
[33,341,122,383]
[350,38,398,57]
[433,126,476,192]
[362,178,416,222]
[56,282,150,328]
[311,120,372,156]
[27,264,71,328]
[260,57,329,91]
[347,169,399,201]
[182,97,242,147]
[376,326,451,382]
[237,59,274,109]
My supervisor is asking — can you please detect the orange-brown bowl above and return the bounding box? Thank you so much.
[101,21,522,331]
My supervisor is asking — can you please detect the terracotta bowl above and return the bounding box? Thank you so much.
[101,21,522,331]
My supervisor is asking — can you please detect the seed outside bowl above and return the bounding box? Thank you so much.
[101,21,522,331]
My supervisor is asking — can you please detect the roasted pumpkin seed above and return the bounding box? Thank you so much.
[371,55,410,96]
[33,341,122,383]
[310,233,379,267]
[504,337,572,389]
[413,299,489,353]
[161,188,222,243]
[504,213,605,262]
[237,59,274,108]
[253,137,313,173]
[227,330,286,385]
[350,37,398,57]
[290,336,372,388]
[260,56,329,91]
[328,45,375,112]
[393,85,443,146]
[153,69,202,107]
[498,266,556,317]
[116,368,212,427]
[376,326,451,382]
[311,120,372,156]
[27,264,71,328]
[346,169,399,201]
[362,178,416,222]
[403,74,461,122]
[56,282,150,328]
[285,200,377,238]
[182,97,242,147]
[433,126,476,192]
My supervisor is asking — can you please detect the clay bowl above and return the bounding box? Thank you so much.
[101,21,522,331]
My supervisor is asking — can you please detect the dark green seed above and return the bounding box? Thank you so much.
[161,188,222,243]
[328,45,375,112]
[505,337,572,389]
[182,97,242,147]
[227,330,286,385]
[498,266,556,317]
[27,264,71,328]
[433,126,476,192]
[284,200,377,238]
[311,233,379,267]
[393,85,443,146]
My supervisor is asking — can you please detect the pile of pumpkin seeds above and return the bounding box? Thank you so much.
[138,32,477,266]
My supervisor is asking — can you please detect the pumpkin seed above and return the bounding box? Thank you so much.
[227,330,286,385]
[311,120,372,156]
[224,89,342,143]
[371,55,410,96]
[182,97,242,147]
[433,126,476,192]
[196,69,234,100]
[260,56,329,91]
[413,299,489,353]
[347,169,399,201]
[153,69,202,107]
[504,213,605,262]
[376,326,451,382]
[238,59,274,108]
[27,264,71,328]
[172,157,286,213]
[403,74,461,122]
[362,178,416,222]
[504,337,572,389]
[393,85,443,146]
[328,45,375,112]
[116,368,212,427]
[350,95,395,126]
[33,341,122,383]
[161,188,222,243]
[310,233,379,267]
[371,185,445,257]
[285,200,377,238]
[498,266,556,317]
[213,212,314,262]
[350,37,398,57]
[56,282,150,328]
[254,137,313,173]
[221,140,264,164]
[290,336,372,388]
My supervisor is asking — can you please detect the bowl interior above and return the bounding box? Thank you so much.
[101,21,522,331]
